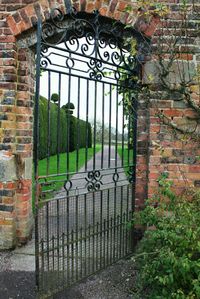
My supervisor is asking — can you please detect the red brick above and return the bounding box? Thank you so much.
[0,35,16,43]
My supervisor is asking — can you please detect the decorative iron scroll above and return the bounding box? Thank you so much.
[40,8,140,85]
[128,166,135,183]
[64,179,72,191]
[85,170,103,192]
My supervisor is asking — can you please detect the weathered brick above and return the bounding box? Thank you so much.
[0,205,14,212]
[0,0,199,251]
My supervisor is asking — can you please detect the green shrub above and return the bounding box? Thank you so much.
[51,93,59,104]
[39,96,92,159]
[39,96,68,159]
[132,174,200,299]
[69,116,92,151]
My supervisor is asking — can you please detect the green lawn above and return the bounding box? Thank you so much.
[33,145,101,206]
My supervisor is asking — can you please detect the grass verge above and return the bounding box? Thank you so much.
[118,145,134,176]
[33,145,101,209]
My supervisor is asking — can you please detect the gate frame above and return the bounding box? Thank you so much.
[33,8,144,296]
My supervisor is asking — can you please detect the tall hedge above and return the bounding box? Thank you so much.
[39,96,92,160]
[69,115,92,152]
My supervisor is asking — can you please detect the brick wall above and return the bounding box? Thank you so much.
[144,1,200,200]
[0,0,199,249]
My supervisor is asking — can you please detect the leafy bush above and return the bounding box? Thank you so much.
[39,96,92,159]
[133,174,200,299]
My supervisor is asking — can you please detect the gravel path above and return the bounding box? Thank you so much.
[0,251,137,299]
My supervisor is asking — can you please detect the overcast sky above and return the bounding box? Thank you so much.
[40,39,128,134]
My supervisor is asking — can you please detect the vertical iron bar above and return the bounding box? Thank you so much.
[75,194,79,281]
[113,186,117,262]
[96,222,99,270]
[80,227,83,278]
[123,212,126,256]
[110,217,113,264]
[93,81,97,170]
[57,73,61,173]
[108,84,112,168]
[88,224,91,274]
[66,197,70,283]
[66,60,71,178]
[52,236,55,272]
[100,190,103,269]
[66,67,71,285]
[62,233,65,285]
[84,194,87,276]
[103,218,106,268]
[41,240,44,293]
[92,192,95,272]
[131,96,138,250]
[127,112,131,166]
[85,80,89,171]
[47,71,51,175]
[71,230,74,283]
[101,83,105,169]
[106,189,110,265]
[113,87,118,262]
[125,184,129,254]
[34,16,42,290]
[121,92,125,167]
[57,199,60,284]
[116,215,120,260]
[76,77,80,172]
[46,203,50,270]
[115,87,119,169]
[120,186,123,258]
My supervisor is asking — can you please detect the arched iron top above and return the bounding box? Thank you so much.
[40,8,149,85]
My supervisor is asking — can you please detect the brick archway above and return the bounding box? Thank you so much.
[0,0,154,249]
[2,0,199,251]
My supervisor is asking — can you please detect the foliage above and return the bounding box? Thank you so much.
[39,96,92,159]
[51,93,59,104]
[69,115,92,151]
[132,175,200,299]
[62,102,75,115]
[122,0,200,144]
[63,102,75,110]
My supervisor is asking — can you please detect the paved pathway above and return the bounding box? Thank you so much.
[43,145,129,232]
[55,145,128,196]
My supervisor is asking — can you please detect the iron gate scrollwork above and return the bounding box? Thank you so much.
[34,7,140,298]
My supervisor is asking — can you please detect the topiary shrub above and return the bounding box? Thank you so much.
[132,174,200,299]
[51,93,59,104]
[62,102,75,115]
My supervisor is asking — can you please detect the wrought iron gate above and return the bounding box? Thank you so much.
[34,8,139,298]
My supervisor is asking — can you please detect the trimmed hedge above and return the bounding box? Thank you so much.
[39,96,92,160]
